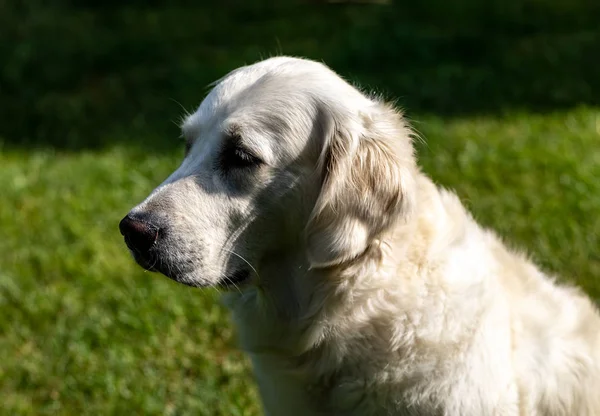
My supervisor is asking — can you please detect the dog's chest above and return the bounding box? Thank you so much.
[248,352,388,416]
[228,301,377,414]
[249,351,449,416]
[225,291,438,415]
[249,353,323,416]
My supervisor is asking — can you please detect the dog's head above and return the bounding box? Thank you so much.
[120,57,417,288]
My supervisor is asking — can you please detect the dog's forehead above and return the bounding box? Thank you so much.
[183,58,320,132]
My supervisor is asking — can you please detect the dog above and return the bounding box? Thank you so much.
[119,57,600,415]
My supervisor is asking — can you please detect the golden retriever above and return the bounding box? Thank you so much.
[120,57,600,415]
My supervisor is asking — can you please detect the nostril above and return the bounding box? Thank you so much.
[119,214,159,252]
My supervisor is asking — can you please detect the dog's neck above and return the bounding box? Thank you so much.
[222,217,423,358]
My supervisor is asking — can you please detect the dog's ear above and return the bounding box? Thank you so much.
[306,104,417,268]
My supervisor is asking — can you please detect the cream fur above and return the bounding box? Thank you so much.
[124,57,600,415]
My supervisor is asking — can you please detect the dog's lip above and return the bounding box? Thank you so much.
[220,269,252,288]
[128,248,159,272]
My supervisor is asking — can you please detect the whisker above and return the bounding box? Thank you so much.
[168,97,191,119]
[144,254,159,272]
[221,248,260,279]
[223,275,243,295]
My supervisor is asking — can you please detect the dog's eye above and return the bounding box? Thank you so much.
[184,140,192,156]
[220,140,263,170]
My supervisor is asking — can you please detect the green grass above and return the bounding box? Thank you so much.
[1,1,599,415]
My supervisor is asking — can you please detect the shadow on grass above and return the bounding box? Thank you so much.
[1,0,599,151]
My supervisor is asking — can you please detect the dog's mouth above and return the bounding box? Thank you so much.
[123,243,173,278]
[128,249,160,273]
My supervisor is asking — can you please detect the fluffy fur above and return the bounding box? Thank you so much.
[122,57,600,415]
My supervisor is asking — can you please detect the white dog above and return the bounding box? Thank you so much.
[120,57,600,415]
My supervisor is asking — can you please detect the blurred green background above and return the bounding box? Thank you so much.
[1,1,599,414]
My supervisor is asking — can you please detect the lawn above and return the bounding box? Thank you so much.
[1,1,599,415]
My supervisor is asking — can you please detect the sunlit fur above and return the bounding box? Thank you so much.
[127,57,600,415]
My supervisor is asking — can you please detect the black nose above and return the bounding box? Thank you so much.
[119,214,159,253]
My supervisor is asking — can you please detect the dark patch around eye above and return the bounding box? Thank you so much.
[219,135,263,171]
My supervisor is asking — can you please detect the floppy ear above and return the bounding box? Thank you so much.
[306,103,417,268]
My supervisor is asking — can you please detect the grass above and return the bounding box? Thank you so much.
[1,1,599,415]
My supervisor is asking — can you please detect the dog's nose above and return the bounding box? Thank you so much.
[119,214,159,252]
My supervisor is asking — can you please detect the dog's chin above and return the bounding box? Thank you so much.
[130,251,252,289]
[164,268,253,289]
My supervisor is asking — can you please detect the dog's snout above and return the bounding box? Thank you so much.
[119,214,159,253]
